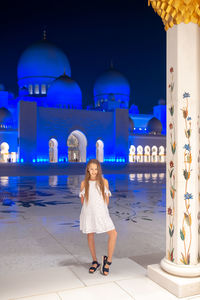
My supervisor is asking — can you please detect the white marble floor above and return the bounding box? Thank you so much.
[0,174,199,300]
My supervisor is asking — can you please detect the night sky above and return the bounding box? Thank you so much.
[0,0,166,113]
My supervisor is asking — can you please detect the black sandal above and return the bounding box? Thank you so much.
[89,260,100,273]
[101,255,112,275]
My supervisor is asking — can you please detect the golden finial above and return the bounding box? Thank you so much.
[148,0,200,31]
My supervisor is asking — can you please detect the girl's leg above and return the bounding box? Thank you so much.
[87,233,98,272]
[107,229,117,262]
[102,229,117,275]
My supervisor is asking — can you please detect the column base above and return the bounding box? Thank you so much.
[147,264,200,298]
[161,257,200,277]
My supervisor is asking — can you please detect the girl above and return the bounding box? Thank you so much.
[79,159,117,276]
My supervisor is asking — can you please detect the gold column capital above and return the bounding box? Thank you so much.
[148,0,200,31]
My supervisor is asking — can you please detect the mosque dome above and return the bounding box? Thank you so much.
[17,40,71,94]
[0,84,5,91]
[18,40,71,79]
[94,68,130,98]
[147,117,162,134]
[47,74,82,108]
[93,68,130,110]
[0,107,13,124]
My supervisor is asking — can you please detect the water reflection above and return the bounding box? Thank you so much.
[49,176,58,187]
[0,173,166,212]
[159,173,165,180]
[144,173,150,180]
[129,174,135,181]
[137,173,143,182]
[152,173,158,182]
[0,176,9,186]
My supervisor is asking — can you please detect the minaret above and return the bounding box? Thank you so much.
[147,1,200,298]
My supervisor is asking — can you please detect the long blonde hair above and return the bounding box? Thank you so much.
[84,159,105,203]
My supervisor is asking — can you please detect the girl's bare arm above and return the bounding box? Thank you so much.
[80,180,85,205]
[104,178,110,205]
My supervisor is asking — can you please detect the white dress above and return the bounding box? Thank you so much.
[79,180,115,234]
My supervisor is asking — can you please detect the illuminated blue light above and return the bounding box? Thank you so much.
[33,159,36,163]
[94,69,130,108]
[47,75,82,108]
[20,158,24,163]
[18,41,71,83]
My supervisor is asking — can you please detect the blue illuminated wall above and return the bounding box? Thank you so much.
[18,101,37,162]
[114,109,129,158]
[18,101,128,163]
[153,104,166,134]
[0,130,18,152]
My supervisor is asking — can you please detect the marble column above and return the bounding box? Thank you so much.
[162,22,200,276]
[147,3,200,297]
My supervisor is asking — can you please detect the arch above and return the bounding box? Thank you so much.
[96,139,104,162]
[159,145,165,162]
[49,138,58,163]
[34,84,39,94]
[28,84,33,94]
[152,145,158,162]
[137,145,143,162]
[10,152,17,163]
[129,145,136,162]
[41,84,46,94]
[144,145,151,162]
[67,130,87,162]
[0,142,9,163]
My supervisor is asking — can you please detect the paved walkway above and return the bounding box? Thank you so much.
[0,174,199,300]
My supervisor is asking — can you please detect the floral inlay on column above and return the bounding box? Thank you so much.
[180,92,192,265]
[168,67,176,262]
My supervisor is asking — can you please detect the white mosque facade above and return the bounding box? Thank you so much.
[0,39,166,164]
